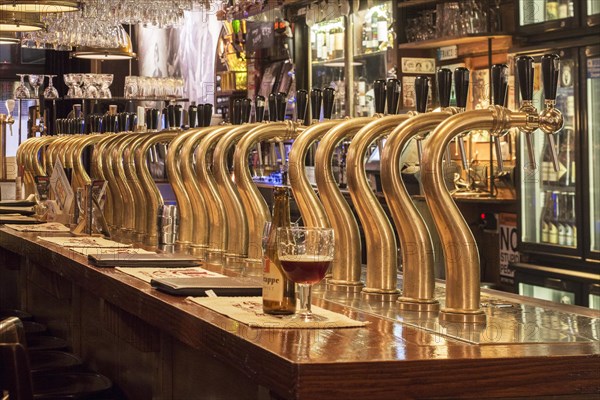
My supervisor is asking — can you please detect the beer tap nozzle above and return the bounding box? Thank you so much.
[539,53,564,173]
[490,63,509,172]
[516,55,540,170]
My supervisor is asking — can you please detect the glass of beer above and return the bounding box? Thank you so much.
[277,227,334,322]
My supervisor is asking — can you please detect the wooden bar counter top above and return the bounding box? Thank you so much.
[1,227,598,399]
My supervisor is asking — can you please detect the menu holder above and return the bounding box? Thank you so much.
[0,214,40,225]
[151,276,262,297]
[88,253,202,268]
[0,206,35,215]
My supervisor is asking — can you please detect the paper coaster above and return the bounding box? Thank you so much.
[116,266,225,284]
[6,222,70,232]
[38,236,132,248]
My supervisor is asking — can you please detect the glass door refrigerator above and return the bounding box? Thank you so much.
[512,42,600,310]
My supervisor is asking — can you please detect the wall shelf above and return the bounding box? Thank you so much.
[398,34,511,50]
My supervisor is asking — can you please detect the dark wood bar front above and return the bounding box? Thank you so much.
[1,228,598,400]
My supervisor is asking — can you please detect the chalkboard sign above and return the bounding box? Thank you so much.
[246,21,274,52]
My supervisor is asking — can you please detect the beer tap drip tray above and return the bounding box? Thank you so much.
[315,280,599,345]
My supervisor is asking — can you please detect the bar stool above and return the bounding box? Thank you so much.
[0,317,114,400]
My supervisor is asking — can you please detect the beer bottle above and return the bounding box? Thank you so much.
[548,191,560,244]
[541,190,553,243]
[262,186,296,315]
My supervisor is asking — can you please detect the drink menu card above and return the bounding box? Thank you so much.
[187,297,367,329]
[37,236,132,248]
[116,266,225,284]
[5,222,70,232]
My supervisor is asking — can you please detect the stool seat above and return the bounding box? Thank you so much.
[26,336,69,352]
[30,351,83,374]
[32,372,113,399]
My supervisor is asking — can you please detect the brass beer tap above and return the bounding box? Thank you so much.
[381,68,462,312]
[420,54,564,324]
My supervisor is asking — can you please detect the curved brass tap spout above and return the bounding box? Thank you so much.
[213,124,257,268]
[71,134,103,190]
[381,112,453,312]
[421,106,530,324]
[22,136,55,196]
[315,117,374,292]
[178,126,224,256]
[44,136,70,174]
[347,115,411,300]
[111,133,143,242]
[91,133,117,226]
[287,120,338,229]
[233,121,301,267]
[100,134,130,233]
[124,132,153,244]
[134,131,177,247]
[192,126,235,265]
[165,127,204,252]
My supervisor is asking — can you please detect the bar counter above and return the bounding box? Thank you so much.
[1,227,598,399]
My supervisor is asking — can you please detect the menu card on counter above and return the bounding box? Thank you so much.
[116,266,224,284]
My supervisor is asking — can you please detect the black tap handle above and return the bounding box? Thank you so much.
[255,95,265,123]
[232,98,242,125]
[454,67,470,109]
[276,92,287,121]
[202,104,213,127]
[174,105,182,128]
[296,89,308,122]
[386,79,400,115]
[310,88,322,121]
[153,109,161,130]
[491,64,509,107]
[268,93,277,121]
[414,76,430,113]
[167,104,175,128]
[436,68,452,108]
[323,87,335,120]
[373,79,386,114]
[516,55,534,102]
[541,53,560,102]
[241,98,252,123]
[196,104,205,127]
[188,105,198,128]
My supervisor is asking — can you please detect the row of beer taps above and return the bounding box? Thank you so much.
[15,54,563,324]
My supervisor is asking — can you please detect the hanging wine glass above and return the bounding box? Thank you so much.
[43,75,60,99]
[28,74,44,98]
[14,74,31,99]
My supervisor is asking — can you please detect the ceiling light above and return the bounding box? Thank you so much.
[0,31,19,43]
[0,11,43,31]
[0,1,80,13]
[72,30,136,60]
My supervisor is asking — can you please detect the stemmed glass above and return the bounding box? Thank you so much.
[82,74,99,98]
[28,74,44,98]
[277,226,335,322]
[99,74,113,98]
[43,75,59,99]
[14,74,31,99]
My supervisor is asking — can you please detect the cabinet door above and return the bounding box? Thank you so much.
[584,47,600,255]
[519,0,576,31]
[587,0,600,27]
[519,50,578,253]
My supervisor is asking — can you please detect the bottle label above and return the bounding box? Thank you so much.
[558,224,566,245]
[549,224,559,244]
[263,257,284,302]
[334,32,344,52]
[542,222,549,243]
[565,225,573,247]
[377,21,388,42]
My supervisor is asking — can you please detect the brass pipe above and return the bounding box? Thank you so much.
[233,121,300,267]
[193,126,234,265]
[213,124,257,268]
[381,112,453,312]
[165,127,204,251]
[91,133,117,226]
[178,126,223,256]
[100,134,130,233]
[421,106,530,324]
[315,117,373,291]
[287,120,338,229]
[347,115,411,300]
[71,134,102,190]
[111,133,142,241]
[134,131,177,247]
[124,132,152,244]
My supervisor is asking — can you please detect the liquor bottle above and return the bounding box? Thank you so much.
[262,186,296,315]
[333,26,344,59]
[557,192,568,246]
[567,192,577,247]
[558,0,569,19]
[548,190,560,244]
[541,136,558,185]
[310,28,317,61]
[546,0,558,21]
[376,8,388,49]
[327,26,335,60]
[357,74,367,116]
[363,14,372,53]
[316,27,324,61]
[558,127,574,187]
[540,190,553,243]
[370,9,380,50]
[546,0,559,20]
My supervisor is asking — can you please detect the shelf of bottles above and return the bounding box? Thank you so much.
[520,52,577,249]
[519,0,573,26]
[310,2,393,118]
